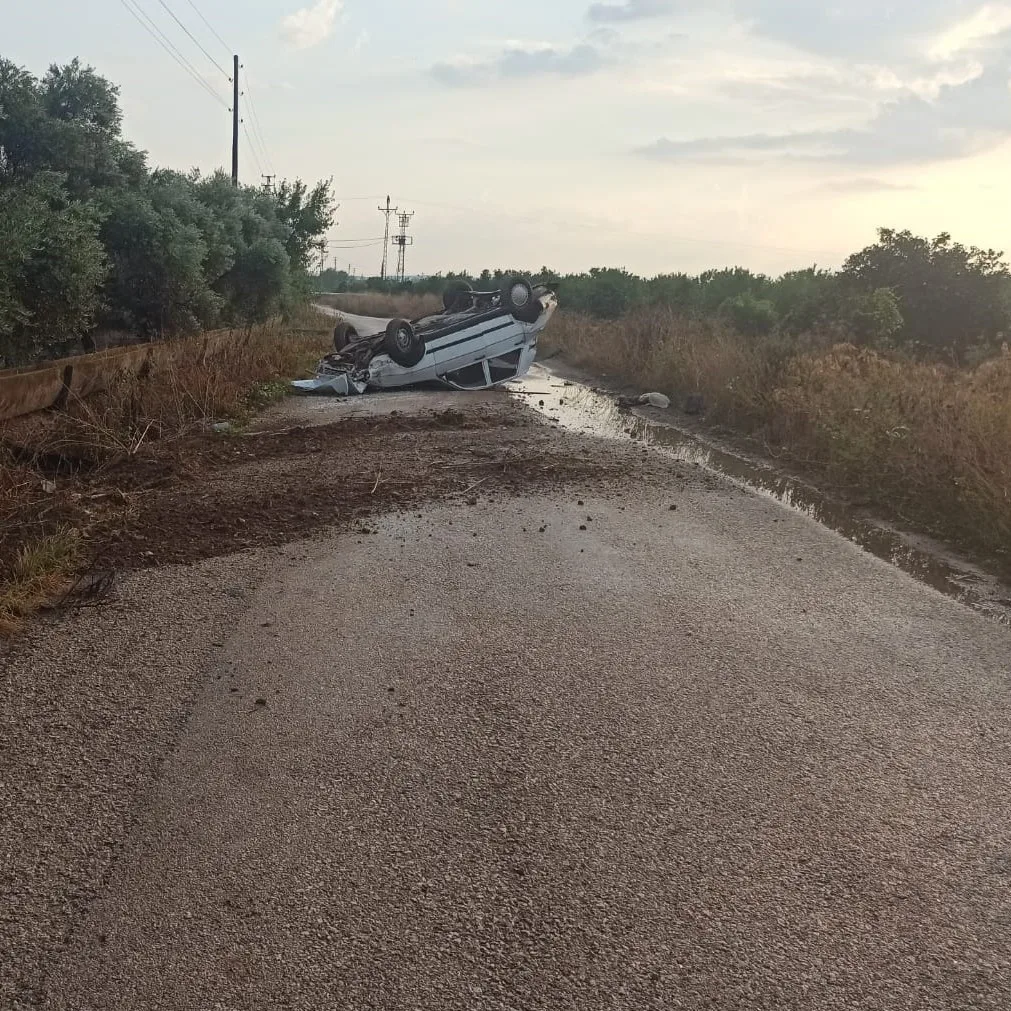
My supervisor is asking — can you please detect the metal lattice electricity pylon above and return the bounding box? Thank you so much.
[377,196,398,280]
[393,210,414,283]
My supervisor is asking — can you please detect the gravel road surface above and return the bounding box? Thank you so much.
[4,393,1011,1009]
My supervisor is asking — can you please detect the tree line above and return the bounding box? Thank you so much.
[4,55,1007,369]
[0,57,335,367]
[317,228,1011,364]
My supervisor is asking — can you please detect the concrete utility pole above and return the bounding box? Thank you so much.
[231,55,239,186]
[378,196,397,280]
[393,210,414,283]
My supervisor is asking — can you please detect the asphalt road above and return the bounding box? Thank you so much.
[11,393,1011,1009]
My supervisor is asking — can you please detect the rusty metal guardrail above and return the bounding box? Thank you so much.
[0,329,248,423]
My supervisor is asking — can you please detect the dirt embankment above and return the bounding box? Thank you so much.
[3,397,689,633]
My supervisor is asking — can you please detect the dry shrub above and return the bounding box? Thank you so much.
[315,291,442,320]
[549,308,1011,562]
[0,309,331,633]
[771,345,1011,554]
[0,443,85,632]
[0,527,83,635]
[549,308,782,426]
[37,317,329,462]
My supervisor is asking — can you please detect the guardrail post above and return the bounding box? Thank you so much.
[51,365,75,411]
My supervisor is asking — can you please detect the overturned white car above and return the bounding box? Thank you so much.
[295,277,557,395]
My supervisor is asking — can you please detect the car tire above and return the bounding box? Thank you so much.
[443,280,474,313]
[500,276,541,323]
[333,322,358,351]
[383,319,426,367]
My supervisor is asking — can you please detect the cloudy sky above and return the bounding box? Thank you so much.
[12,0,1011,276]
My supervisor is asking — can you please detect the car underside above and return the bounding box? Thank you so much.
[294,277,558,396]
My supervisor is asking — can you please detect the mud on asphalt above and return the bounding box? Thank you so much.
[19,399,716,576]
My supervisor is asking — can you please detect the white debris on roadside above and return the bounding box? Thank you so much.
[639,392,671,409]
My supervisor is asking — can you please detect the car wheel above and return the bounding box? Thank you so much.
[443,280,474,313]
[383,319,426,367]
[500,276,541,323]
[333,322,358,351]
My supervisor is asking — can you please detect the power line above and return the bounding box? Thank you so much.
[242,74,274,177]
[247,108,272,177]
[242,123,264,176]
[154,0,230,78]
[125,0,225,100]
[184,0,232,55]
[118,0,228,109]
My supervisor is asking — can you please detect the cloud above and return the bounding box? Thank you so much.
[727,0,956,59]
[929,3,1011,59]
[280,0,343,49]
[817,178,917,194]
[639,64,1011,166]
[587,0,676,22]
[431,42,606,87]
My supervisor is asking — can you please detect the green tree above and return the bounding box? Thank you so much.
[840,287,904,346]
[271,178,336,273]
[100,172,225,335]
[697,267,769,313]
[575,267,643,318]
[0,58,144,196]
[841,228,1011,358]
[0,172,106,364]
[646,272,699,312]
[718,292,779,337]
[767,268,836,333]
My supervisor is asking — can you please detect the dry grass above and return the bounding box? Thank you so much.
[31,312,330,464]
[315,291,442,320]
[0,306,332,634]
[0,527,83,636]
[548,308,795,428]
[770,345,1011,554]
[550,308,1011,566]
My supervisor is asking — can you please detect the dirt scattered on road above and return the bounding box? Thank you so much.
[27,401,677,574]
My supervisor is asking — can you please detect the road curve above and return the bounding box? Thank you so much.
[10,396,1011,1009]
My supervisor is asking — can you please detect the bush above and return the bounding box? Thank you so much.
[547,308,1011,564]
[0,57,334,366]
[718,292,779,337]
[0,173,106,365]
[841,287,903,347]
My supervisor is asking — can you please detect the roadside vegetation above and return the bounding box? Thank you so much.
[0,55,336,632]
[319,228,1011,367]
[0,57,335,368]
[0,307,331,634]
[314,291,441,321]
[324,230,1011,571]
[548,310,1011,567]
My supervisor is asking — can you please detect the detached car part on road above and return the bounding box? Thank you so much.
[294,277,558,396]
